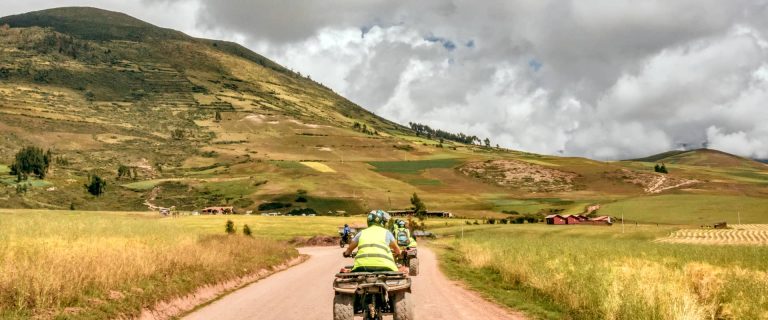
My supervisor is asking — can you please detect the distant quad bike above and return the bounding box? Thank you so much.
[399,247,419,276]
[333,267,414,320]
[339,233,350,248]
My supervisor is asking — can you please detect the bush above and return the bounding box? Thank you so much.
[295,196,308,203]
[258,202,292,211]
[285,208,317,216]
[84,174,106,196]
[10,146,51,180]
[225,220,235,234]
[487,218,496,224]
[243,224,252,237]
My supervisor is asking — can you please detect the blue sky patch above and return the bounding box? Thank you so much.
[528,59,543,72]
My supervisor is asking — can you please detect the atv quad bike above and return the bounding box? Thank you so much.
[333,267,414,320]
[399,247,419,276]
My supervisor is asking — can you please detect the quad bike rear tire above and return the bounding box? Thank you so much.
[393,291,414,320]
[408,258,419,276]
[333,293,354,320]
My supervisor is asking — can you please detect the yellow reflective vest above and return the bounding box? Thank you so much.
[353,225,398,271]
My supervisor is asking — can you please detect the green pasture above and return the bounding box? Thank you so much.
[368,159,461,174]
[601,194,768,224]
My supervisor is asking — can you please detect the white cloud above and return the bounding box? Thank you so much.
[7,0,768,159]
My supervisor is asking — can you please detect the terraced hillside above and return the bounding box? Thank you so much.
[0,7,767,222]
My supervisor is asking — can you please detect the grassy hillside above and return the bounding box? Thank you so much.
[0,7,766,224]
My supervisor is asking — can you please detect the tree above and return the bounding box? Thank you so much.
[225,220,236,234]
[84,174,107,196]
[10,146,52,180]
[410,193,427,220]
[243,224,252,236]
[484,138,491,148]
[659,164,668,174]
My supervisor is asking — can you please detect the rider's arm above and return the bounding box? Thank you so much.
[386,231,401,256]
[343,233,361,257]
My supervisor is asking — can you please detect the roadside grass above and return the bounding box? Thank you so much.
[0,210,297,319]
[437,224,768,320]
[0,164,9,175]
[368,159,461,174]
[601,194,768,224]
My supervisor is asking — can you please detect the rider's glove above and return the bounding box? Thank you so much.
[343,251,350,258]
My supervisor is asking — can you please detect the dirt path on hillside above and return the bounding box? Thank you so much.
[183,246,525,320]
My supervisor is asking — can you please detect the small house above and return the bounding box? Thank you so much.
[582,216,613,226]
[546,214,567,225]
[565,215,581,225]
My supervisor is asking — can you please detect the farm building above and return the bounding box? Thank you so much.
[581,216,613,226]
[546,214,567,225]
[547,215,612,226]
[201,206,234,215]
[565,215,581,225]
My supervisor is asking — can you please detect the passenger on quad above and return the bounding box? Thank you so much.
[393,219,417,248]
[343,210,401,272]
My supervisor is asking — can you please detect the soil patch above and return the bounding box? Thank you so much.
[458,159,577,192]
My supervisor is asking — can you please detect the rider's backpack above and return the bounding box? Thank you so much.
[396,229,410,246]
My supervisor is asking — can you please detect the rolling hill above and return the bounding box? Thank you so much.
[0,7,767,222]
[630,148,768,170]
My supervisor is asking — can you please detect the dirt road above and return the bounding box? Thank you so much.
[184,246,524,320]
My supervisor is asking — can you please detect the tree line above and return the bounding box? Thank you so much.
[408,122,483,145]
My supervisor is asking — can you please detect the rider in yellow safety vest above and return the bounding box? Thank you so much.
[343,210,401,272]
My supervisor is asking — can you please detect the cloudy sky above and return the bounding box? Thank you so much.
[5,1,768,159]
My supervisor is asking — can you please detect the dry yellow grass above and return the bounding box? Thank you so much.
[658,225,768,245]
[300,161,337,173]
[440,225,768,319]
[0,210,297,319]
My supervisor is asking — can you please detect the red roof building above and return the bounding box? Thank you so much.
[545,214,567,225]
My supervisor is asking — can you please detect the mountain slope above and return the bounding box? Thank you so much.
[0,7,766,216]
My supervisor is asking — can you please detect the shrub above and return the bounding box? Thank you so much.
[225,220,235,234]
[285,208,317,216]
[258,202,291,211]
[84,174,106,196]
[295,196,308,203]
[243,224,252,237]
[10,146,51,180]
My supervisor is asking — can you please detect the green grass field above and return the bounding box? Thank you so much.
[437,224,768,319]
[601,194,768,224]
[368,159,461,174]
